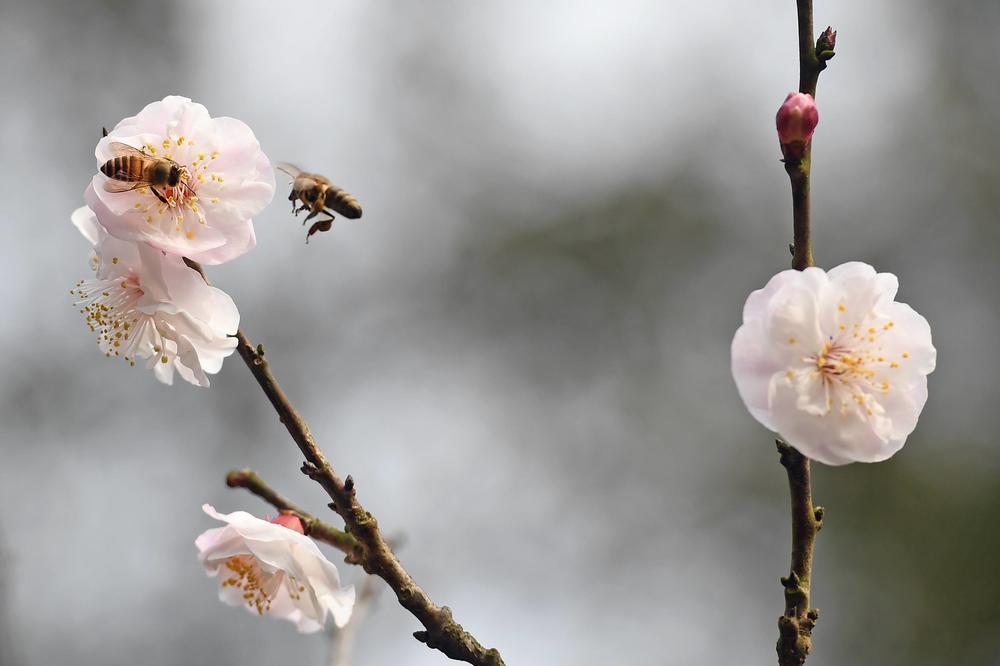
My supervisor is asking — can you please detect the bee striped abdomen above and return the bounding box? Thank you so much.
[101,155,144,181]
[327,188,363,219]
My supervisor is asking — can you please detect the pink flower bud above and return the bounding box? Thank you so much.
[271,513,305,534]
[776,92,819,145]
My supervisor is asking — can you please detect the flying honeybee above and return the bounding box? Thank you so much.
[276,162,362,242]
[100,142,191,204]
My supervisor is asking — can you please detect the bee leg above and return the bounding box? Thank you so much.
[302,209,321,226]
[151,188,169,204]
[306,218,334,243]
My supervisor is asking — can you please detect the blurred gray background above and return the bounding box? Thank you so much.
[1,1,998,664]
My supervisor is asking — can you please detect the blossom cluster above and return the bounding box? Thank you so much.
[71,97,357,632]
[72,96,275,386]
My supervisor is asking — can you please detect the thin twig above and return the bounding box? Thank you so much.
[226,468,365,565]
[185,259,505,666]
[776,3,835,665]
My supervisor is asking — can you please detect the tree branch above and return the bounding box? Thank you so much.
[185,259,505,666]
[776,3,835,665]
[775,442,823,666]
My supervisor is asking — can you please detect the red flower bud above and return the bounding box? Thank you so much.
[776,92,819,145]
[271,512,305,534]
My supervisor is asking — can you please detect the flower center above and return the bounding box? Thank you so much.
[221,555,307,615]
[811,340,878,385]
[792,310,908,416]
[130,136,226,240]
[72,262,170,368]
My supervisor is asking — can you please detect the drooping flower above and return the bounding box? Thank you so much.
[195,505,355,632]
[87,95,275,265]
[731,262,936,465]
[71,206,239,386]
[776,92,819,145]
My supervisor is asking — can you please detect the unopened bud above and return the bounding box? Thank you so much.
[776,92,819,145]
[271,512,305,534]
[816,26,837,54]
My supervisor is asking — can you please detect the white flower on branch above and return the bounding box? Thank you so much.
[195,505,355,633]
[86,95,274,265]
[731,262,936,465]
[71,206,239,387]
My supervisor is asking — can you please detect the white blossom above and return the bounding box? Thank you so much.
[86,95,274,265]
[71,206,239,386]
[731,262,936,465]
[195,505,355,632]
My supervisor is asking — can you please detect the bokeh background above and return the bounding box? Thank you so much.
[1,1,998,664]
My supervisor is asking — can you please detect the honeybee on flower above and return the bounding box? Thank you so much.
[88,95,275,265]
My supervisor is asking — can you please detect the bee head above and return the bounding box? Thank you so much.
[167,164,182,187]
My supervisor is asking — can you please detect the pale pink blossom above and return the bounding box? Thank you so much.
[71,206,239,386]
[731,262,936,465]
[196,505,355,632]
[87,95,274,265]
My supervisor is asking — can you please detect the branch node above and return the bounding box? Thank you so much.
[816,26,837,53]
[775,440,798,468]
[351,507,373,526]
[397,584,415,603]
[813,506,825,528]
[344,474,355,494]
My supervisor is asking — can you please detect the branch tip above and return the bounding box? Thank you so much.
[226,468,252,488]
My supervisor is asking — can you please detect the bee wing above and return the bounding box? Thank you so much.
[103,179,148,193]
[107,141,151,159]
[276,162,304,179]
